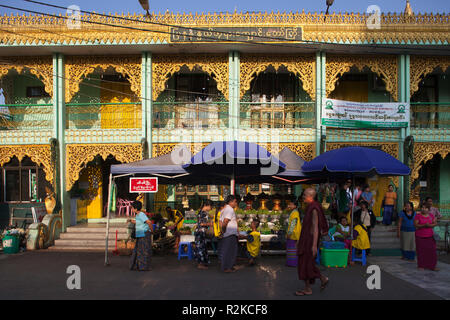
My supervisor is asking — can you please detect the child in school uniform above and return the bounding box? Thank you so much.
[245,219,261,266]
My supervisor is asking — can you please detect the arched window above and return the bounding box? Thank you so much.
[1,156,50,203]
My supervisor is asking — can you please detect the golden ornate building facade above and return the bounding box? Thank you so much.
[0,9,449,229]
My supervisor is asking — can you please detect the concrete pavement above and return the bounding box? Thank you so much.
[0,251,445,300]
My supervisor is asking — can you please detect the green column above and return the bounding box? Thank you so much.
[142,52,155,207]
[398,54,410,207]
[316,51,326,154]
[53,53,69,231]
[141,52,153,152]
[229,51,240,140]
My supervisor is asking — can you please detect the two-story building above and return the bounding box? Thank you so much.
[0,5,449,230]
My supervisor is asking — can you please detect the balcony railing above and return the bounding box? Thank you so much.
[152,102,229,129]
[0,104,53,130]
[66,102,142,129]
[239,102,315,128]
[410,102,450,129]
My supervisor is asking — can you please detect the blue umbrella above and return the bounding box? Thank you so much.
[183,141,286,194]
[302,147,410,176]
[302,146,410,241]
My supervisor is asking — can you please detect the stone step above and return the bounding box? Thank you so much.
[371,244,400,249]
[54,239,117,247]
[47,246,111,252]
[60,232,128,240]
[66,226,128,233]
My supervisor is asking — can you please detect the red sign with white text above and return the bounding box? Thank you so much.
[129,177,158,193]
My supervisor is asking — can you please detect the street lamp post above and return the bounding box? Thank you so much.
[138,0,150,17]
[325,0,334,15]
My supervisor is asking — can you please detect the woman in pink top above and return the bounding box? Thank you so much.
[414,203,438,271]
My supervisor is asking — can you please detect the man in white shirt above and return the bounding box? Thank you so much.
[219,195,239,272]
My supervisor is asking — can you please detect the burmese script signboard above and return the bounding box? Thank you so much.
[129,177,158,193]
[170,26,303,42]
[321,98,410,129]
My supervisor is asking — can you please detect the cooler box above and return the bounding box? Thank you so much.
[2,234,20,254]
[320,248,349,268]
[322,241,346,249]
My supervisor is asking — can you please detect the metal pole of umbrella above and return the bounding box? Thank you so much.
[104,173,113,266]
[350,176,356,240]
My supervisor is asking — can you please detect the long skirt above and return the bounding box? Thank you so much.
[415,236,437,270]
[130,231,152,271]
[194,231,210,265]
[382,205,394,225]
[220,235,238,271]
[400,231,416,260]
[286,239,298,267]
[297,249,321,283]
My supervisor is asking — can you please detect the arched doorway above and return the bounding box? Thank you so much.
[71,155,123,223]
[66,66,141,130]
[0,69,53,131]
[413,153,450,216]
[240,66,314,129]
[153,66,228,129]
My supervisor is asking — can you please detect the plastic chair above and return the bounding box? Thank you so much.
[178,242,193,260]
[116,199,127,216]
[351,247,367,266]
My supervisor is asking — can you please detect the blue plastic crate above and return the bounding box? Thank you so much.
[322,241,346,249]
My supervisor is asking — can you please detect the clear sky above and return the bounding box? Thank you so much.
[0,0,448,15]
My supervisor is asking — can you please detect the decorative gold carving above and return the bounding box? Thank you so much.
[152,142,315,161]
[259,143,316,161]
[410,56,450,97]
[326,142,399,158]
[152,54,228,100]
[0,145,53,184]
[326,54,398,101]
[66,144,142,190]
[410,142,450,183]
[240,54,316,100]
[0,56,53,97]
[152,143,209,157]
[65,55,141,102]
[1,13,449,46]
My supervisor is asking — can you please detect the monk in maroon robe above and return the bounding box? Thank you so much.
[295,188,329,296]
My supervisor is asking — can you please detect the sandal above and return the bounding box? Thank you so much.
[295,290,312,296]
[320,278,330,292]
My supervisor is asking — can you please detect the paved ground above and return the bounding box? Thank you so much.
[370,255,450,300]
[0,251,445,300]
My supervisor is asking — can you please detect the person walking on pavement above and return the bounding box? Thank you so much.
[295,188,329,296]
[129,201,153,271]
